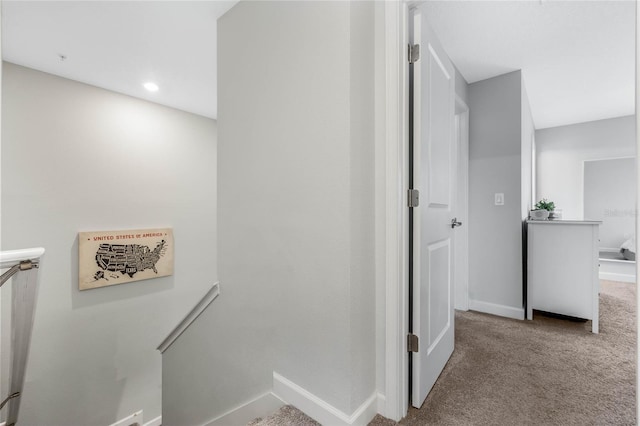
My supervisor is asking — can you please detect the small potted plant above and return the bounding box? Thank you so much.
[531,198,555,220]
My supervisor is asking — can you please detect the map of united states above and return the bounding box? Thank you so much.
[95,240,166,278]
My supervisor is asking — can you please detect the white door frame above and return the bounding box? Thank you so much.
[380,1,466,420]
[379,0,410,421]
[454,96,470,311]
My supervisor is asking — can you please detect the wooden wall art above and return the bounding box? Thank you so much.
[78,228,173,290]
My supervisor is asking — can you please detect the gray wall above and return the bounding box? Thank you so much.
[163,2,376,424]
[468,71,524,313]
[373,0,387,402]
[347,1,376,409]
[536,115,636,220]
[584,157,636,248]
[455,67,469,106]
[1,62,217,425]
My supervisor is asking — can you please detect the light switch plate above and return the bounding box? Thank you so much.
[495,193,504,206]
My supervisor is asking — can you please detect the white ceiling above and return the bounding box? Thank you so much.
[2,1,237,119]
[2,1,635,128]
[422,1,636,129]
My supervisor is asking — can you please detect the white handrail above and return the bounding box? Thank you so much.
[0,248,45,269]
[0,247,45,426]
[157,282,220,354]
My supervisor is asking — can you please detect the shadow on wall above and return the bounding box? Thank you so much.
[21,329,128,423]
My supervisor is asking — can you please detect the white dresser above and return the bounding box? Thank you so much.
[526,219,601,333]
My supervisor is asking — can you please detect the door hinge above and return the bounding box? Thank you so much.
[408,189,420,208]
[409,44,420,64]
[407,334,419,353]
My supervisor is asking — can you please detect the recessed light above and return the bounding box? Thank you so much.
[143,82,159,92]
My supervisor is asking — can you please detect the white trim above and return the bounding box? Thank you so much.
[109,411,143,426]
[0,247,45,269]
[600,258,636,265]
[272,372,378,426]
[204,391,284,426]
[469,299,525,320]
[600,272,636,283]
[454,95,470,312]
[143,416,162,426]
[584,155,636,163]
[157,282,220,353]
[376,393,386,415]
[383,0,410,421]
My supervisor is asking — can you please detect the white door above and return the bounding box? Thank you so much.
[411,7,456,408]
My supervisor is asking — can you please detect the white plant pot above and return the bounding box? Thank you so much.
[530,209,549,220]
[548,210,562,220]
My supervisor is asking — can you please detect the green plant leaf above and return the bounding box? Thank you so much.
[535,198,555,211]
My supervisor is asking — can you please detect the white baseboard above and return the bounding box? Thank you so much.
[469,299,524,320]
[204,391,284,426]
[109,410,160,426]
[143,416,162,426]
[272,372,378,426]
[600,271,636,283]
[110,410,143,426]
[12,412,149,426]
[376,393,385,417]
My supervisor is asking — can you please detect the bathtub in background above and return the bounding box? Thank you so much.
[599,249,636,283]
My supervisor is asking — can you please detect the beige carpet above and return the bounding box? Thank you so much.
[371,280,636,425]
[248,280,635,425]
[247,405,319,426]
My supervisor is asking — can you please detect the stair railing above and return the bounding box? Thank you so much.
[0,248,45,426]
[157,282,220,354]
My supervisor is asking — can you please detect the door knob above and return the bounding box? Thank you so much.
[451,218,462,228]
